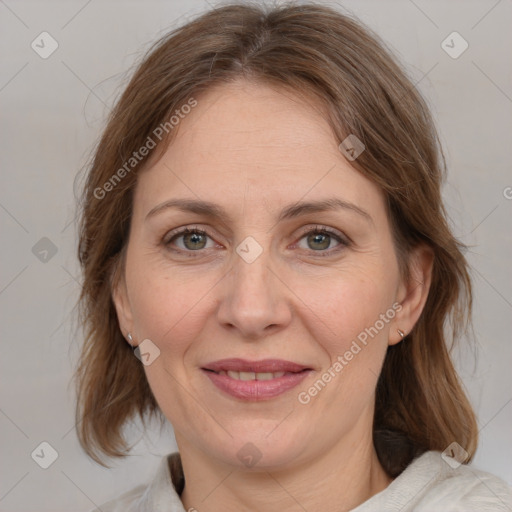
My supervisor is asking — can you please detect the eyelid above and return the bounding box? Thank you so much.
[163,224,350,256]
[294,224,351,245]
[163,225,219,251]
[163,225,208,243]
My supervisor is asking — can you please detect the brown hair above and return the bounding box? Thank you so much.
[74,1,478,474]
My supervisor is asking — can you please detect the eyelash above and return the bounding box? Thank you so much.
[163,225,350,258]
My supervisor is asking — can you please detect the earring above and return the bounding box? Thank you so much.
[397,329,405,339]
[127,332,133,345]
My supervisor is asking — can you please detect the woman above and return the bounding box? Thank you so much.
[74,3,511,511]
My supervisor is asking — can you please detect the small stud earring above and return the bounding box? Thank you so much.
[397,329,405,339]
[127,332,133,345]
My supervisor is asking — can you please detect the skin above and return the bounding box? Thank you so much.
[113,79,433,512]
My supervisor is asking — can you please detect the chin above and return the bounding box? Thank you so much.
[206,422,310,471]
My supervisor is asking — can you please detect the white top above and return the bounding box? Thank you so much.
[92,450,512,511]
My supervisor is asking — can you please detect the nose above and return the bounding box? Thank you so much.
[216,244,292,340]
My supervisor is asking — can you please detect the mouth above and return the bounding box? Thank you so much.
[209,370,293,380]
[201,358,313,401]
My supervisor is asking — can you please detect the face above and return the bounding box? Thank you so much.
[114,80,414,470]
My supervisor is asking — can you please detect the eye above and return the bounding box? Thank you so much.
[164,226,216,253]
[163,224,349,257]
[295,226,349,256]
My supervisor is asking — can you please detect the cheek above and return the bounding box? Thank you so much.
[126,259,215,423]
[295,269,396,414]
[126,254,212,353]
[295,265,396,355]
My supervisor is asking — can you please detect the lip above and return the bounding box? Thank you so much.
[201,358,313,401]
[202,358,311,373]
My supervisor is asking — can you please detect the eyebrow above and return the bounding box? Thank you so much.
[145,197,373,225]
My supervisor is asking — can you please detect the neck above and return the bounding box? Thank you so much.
[177,429,392,512]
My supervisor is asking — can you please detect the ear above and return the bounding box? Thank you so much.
[111,257,134,344]
[389,244,434,346]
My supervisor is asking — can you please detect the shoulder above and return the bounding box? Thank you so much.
[88,453,186,512]
[353,450,512,512]
[89,484,147,512]
[416,451,512,511]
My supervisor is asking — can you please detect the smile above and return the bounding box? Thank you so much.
[201,358,313,401]
[216,370,287,380]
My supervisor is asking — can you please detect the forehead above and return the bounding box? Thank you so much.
[166,81,337,168]
[134,80,384,219]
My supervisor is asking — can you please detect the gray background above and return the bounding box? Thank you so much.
[1,0,511,510]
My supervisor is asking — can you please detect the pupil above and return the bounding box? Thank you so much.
[185,232,205,249]
[309,232,329,250]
